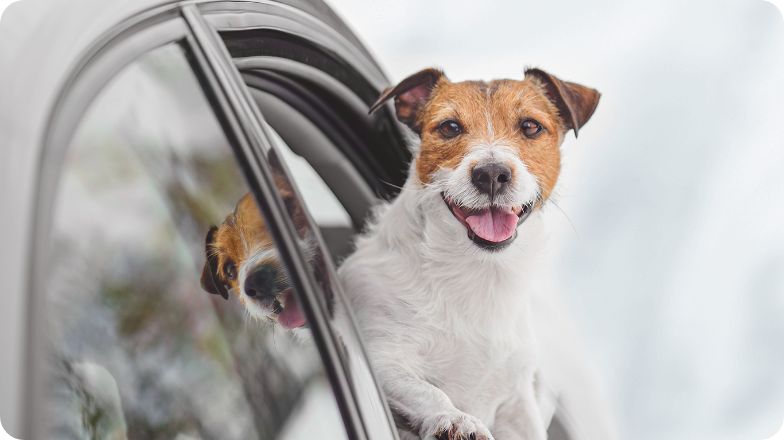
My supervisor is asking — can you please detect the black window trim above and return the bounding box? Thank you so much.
[198,0,390,94]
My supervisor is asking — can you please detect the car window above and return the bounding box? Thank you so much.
[43,42,348,440]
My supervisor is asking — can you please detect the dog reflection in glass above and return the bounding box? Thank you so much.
[200,161,319,330]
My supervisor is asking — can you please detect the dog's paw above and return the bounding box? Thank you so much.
[421,412,494,440]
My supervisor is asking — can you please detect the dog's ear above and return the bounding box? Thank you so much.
[369,68,445,134]
[200,225,229,300]
[525,68,600,137]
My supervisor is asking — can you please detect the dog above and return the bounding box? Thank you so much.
[200,155,333,332]
[201,67,600,440]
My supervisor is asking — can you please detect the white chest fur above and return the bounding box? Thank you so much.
[338,184,548,438]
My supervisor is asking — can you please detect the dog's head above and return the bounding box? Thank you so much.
[200,167,311,329]
[370,68,600,251]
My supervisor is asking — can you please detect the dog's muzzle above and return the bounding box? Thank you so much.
[443,195,533,251]
[244,265,306,329]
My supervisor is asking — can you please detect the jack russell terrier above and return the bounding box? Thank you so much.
[201,67,600,440]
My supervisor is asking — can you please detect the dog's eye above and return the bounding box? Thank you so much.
[520,119,544,138]
[437,119,463,139]
[224,262,237,280]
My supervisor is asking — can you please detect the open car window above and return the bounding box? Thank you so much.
[43,41,349,440]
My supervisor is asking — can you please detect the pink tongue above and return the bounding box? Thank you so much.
[278,291,306,329]
[465,207,519,242]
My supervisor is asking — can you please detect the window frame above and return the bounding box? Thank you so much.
[26,3,392,440]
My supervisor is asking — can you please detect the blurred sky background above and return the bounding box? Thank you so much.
[326,1,784,439]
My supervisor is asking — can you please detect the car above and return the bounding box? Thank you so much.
[0,0,575,438]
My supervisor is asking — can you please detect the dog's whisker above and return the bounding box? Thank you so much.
[380,179,404,191]
[548,198,579,237]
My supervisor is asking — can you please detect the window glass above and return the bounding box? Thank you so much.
[243,86,362,265]
[238,82,382,266]
[275,140,352,229]
[44,42,347,440]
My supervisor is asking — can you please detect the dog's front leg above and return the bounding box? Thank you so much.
[380,366,494,440]
[492,376,547,440]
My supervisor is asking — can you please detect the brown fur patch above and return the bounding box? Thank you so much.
[208,193,274,297]
[202,155,311,299]
[415,77,567,202]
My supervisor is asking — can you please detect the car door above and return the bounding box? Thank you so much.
[25,3,396,440]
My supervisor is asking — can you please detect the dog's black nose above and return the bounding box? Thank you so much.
[244,265,278,298]
[471,163,512,198]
